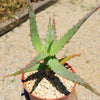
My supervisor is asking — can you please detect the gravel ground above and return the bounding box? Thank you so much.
[0,0,100,100]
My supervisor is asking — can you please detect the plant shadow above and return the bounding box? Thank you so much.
[21,68,71,99]
[21,88,30,100]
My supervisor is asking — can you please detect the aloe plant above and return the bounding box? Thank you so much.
[3,0,100,96]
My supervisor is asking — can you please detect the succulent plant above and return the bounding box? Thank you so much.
[3,0,100,96]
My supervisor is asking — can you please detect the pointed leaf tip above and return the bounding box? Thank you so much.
[76,51,84,56]
[3,74,11,78]
[49,18,51,21]
[52,17,56,30]
[53,17,55,22]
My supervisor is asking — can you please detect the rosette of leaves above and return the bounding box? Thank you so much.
[3,0,100,96]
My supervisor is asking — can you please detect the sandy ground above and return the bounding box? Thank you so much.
[0,0,100,100]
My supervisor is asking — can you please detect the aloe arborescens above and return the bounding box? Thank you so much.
[3,0,100,96]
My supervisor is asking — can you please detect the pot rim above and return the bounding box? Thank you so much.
[21,62,76,100]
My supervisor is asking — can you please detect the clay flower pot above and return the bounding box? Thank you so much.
[21,63,78,100]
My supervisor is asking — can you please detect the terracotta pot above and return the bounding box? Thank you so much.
[21,63,78,100]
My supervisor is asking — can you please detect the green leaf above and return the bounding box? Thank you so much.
[46,18,51,49]
[47,58,100,96]
[27,0,44,53]
[50,6,100,55]
[46,18,57,53]
[3,51,49,78]
[23,63,48,73]
[59,52,83,64]
[50,17,56,42]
